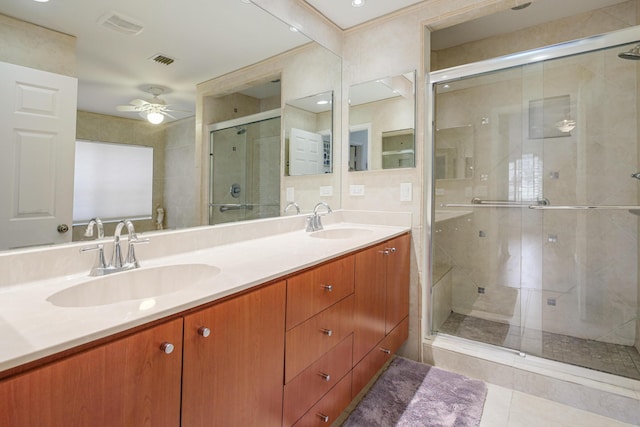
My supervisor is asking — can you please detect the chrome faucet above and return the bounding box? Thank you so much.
[306,202,332,232]
[284,201,300,215]
[124,219,147,268]
[80,218,108,276]
[81,219,149,276]
[111,220,127,269]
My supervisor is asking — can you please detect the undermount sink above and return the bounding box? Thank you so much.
[310,227,373,240]
[47,264,220,308]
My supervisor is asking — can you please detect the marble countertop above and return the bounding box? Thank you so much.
[0,213,410,374]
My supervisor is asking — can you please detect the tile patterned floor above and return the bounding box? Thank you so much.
[439,312,640,380]
[480,384,636,426]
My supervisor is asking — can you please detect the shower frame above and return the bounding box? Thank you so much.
[425,25,640,362]
[207,109,281,225]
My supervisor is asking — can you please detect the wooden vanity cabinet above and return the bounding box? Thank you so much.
[352,233,410,397]
[0,232,410,427]
[182,280,286,427]
[0,318,184,427]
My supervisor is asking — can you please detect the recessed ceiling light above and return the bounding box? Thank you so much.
[352,0,365,7]
[317,100,329,105]
[33,0,50,2]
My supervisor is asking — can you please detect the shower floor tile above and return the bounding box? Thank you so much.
[439,312,640,380]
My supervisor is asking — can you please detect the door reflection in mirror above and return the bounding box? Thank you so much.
[284,91,333,176]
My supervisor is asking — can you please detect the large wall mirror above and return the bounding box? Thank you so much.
[348,71,416,171]
[0,1,340,251]
[201,41,341,222]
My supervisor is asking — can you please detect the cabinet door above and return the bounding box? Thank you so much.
[385,233,411,333]
[0,318,183,427]
[353,243,387,364]
[182,281,286,427]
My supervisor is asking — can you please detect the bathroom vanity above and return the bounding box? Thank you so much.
[0,211,410,426]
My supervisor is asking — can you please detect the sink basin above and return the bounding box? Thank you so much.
[310,227,373,240]
[47,264,220,307]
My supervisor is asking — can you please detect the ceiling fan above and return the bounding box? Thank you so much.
[116,86,189,124]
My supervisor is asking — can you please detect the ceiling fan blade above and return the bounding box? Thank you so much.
[116,105,140,112]
[130,99,149,107]
[164,107,191,113]
[161,111,177,119]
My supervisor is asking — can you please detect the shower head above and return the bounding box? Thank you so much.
[618,44,640,60]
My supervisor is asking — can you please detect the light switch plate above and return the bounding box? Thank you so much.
[286,187,294,202]
[400,183,412,201]
[349,184,365,196]
[319,186,333,197]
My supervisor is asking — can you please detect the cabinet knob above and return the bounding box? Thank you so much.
[198,327,211,338]
[160,342,175,354]
[386,247,397,253]
[379,250,390,255]
[318,372,331,382]
[317,413,330,423]
[320,328,333,337]
[321,284,333,292]
[379,348,391,354]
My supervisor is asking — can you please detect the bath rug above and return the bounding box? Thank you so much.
[343,357,487,427]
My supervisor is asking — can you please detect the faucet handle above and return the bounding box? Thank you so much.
[80,244,108,276]
[125,237,149,268]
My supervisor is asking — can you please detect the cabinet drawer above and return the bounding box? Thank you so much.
[283,335,353,426]
[292,371,352,427]
[286,255,355,330]
[352,316,408,398]
[285,295,354,383]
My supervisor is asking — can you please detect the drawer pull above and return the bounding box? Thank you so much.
[321,284,333,292]
[198,327,211,338]
[318,372,331,382]
[320,328,333,337]
[317,413,330,423]
[160,342,175,354]
[380,348,391,354]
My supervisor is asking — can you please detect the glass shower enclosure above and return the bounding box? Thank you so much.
[209,110,281,225]
[431,28,640,380]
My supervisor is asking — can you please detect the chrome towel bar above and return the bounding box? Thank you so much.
[442,197,549,208]
[529,205,640,210]
[209,203,280,212]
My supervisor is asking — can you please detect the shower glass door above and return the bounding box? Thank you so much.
[432,36,640,380]
[209,115,281,225]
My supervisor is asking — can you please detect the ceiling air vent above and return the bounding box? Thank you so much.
[98,11,144,36]
[150,54,176,66]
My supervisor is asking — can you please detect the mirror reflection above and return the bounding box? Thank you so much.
[284,91,333,176]
[434,125,474,180]
[348,71,416,171]
[208,108,281,225]
[0,2,342,252]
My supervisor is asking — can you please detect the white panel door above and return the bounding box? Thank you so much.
[0,62,78,250]
[289,127,324,176]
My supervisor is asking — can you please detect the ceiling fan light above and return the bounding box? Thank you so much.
[147,111,164,124]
